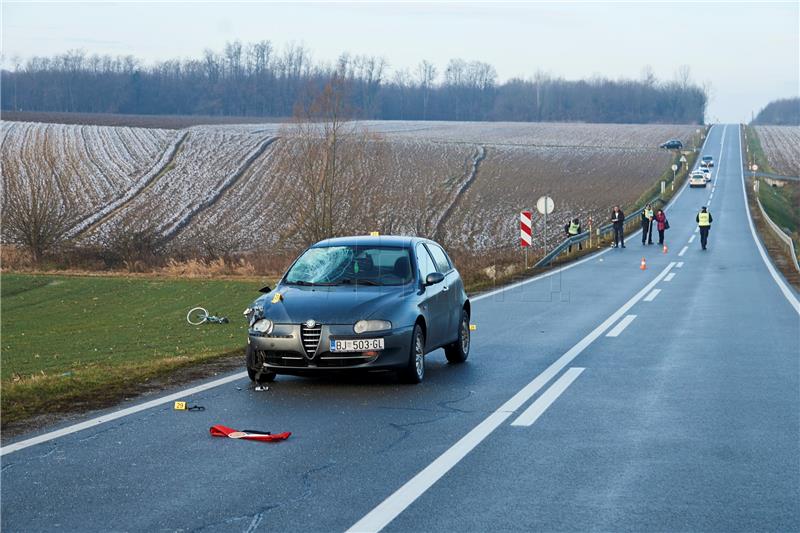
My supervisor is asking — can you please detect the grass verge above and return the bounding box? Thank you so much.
[1,273,267,429]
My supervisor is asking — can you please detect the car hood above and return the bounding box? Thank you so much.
[257,284,413,325]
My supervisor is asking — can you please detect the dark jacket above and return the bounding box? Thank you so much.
[655,211,667,231]
[640,210,654,228]
[611,209,625,226]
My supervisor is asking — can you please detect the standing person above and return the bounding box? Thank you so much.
[655,209,669,245]
[611,205,625,248]
[641,203,654,245]
[565,217,582,252]
[696,206,713,250]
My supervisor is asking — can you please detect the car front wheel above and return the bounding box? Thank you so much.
[246,344,276,383]
[444,310,470,364]
[400,324,425,384]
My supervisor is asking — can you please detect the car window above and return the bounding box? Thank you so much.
[285,245,413,286]
[426,243,452,272]
[416,244,438,280]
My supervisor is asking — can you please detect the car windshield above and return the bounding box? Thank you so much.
[703,156,713,160]
[284,245,414,286]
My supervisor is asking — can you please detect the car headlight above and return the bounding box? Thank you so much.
[354,320,392,334]
[252,318,273,334]
[243,307,252,316]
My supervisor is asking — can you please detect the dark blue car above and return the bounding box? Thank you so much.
[244,236,471,383]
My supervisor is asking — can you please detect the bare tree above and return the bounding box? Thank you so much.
[276,75,390,246]
[1,153,74,265]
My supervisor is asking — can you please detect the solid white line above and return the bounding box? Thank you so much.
[735,126,800,313]
[678,246,688,257]
[688,235,696,243]
[676,262,684,268]
[0,371,249,456]
[643,288,661,301]
[346,261,677,533]
[664,273,676,282]
[605,314,637,337]
[510,368,585,427]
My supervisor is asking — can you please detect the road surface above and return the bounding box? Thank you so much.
[2,125,798,532]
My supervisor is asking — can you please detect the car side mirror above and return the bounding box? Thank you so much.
[258,285,272,293]
[425,272,444,286]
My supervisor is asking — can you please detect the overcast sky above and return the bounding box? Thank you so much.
[2,1,798,123]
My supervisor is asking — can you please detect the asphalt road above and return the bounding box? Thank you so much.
[2,125,798,532]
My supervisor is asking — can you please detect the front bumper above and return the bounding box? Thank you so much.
[248,323,414,372]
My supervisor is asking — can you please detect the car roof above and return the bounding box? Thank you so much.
[312,235,431,249]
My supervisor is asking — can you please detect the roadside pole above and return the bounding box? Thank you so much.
[536,195,555,259]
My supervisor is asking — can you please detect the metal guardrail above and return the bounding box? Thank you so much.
[750,171,800,182]
[753,181,800,273]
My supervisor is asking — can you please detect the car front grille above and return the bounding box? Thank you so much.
[300,324,322,358]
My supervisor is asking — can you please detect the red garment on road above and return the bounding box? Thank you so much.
[210,424,291,442]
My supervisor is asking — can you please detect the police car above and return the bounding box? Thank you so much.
[689,170,707,188]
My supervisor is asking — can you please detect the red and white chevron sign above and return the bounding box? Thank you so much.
[520,210,532,247]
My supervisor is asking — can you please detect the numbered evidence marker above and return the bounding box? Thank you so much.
[469,324,477,331]
[271,292,283,304]
[174,401,187,410]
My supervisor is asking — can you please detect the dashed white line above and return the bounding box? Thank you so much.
[709,193,714,199]
[694,227,699,233]
[664,272,676,282]
[678,246,688,257]
[676,261,684,268]
[643,288,661,301]
[347,261,677,533]
[606,314,637,337]
[511,368,585,427]
[688,235,696,243]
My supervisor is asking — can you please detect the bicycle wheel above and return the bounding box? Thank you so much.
[187,307,209,325]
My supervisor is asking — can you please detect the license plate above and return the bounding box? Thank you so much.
[330,338,384,352]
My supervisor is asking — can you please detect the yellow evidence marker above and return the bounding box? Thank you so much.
[369,231,380,236]
[469,324,477,331]
[271,292,283,304]
[174,401,187,410]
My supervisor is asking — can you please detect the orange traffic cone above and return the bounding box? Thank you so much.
[662,245,668,254]
[640,257,647,270]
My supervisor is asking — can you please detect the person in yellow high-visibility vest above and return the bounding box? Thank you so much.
[564,217,582,252]
[641,203,655,245]
[696,206,713,250]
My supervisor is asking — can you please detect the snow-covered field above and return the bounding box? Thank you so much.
[1,119,697,254]
[754,126,800,176]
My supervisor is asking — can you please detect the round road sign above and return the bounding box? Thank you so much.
[671,164,678,171]
[536,196,554,215]
[751,164,758,172]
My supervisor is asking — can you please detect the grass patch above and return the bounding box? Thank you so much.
[1,273,266,426]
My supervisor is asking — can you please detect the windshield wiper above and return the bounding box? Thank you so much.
[286,280,337,286]
[338,278,382,286]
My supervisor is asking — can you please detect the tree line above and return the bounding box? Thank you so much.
[751,97,800,126]
[1,41,707,124]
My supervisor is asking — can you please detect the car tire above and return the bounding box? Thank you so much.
[444,310,470,364]
[400,324,425,384]
[246,345,276,383]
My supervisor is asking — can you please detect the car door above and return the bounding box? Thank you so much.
[425,243,460,343]
[416,244,449,348]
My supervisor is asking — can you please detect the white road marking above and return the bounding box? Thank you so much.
[708,198,712,206]
[605,314,637,337]
[511,368,585,427]
[0,372,249,457]
[694,227,699,233]
[688,235,696,243]
[735,126,800,314]
[709,193,714,199]
[664,273,676,282]
[347,262,677,533]
[643,288,661,301]
[676,262,684,268]
[678,246,688,257]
